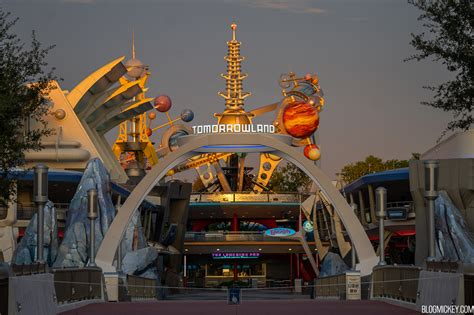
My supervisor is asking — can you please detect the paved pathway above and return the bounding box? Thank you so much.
[61,300,420,315]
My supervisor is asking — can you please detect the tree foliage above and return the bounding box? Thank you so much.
[407,0,473,137]
[0,9,55,206]
[340,155,409,184]
[267,162,312,192]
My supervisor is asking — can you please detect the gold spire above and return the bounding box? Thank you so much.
[132,31,136,59]
[217,23,251,112]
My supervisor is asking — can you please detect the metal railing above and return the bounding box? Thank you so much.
[185,231,298,242]
[387,201,414,209]
[426,261,459,273]
[16,202,69,221]
[190,192,311,204]
[53,267,103,304]
[11,263,47,275]
[372,265,421,303]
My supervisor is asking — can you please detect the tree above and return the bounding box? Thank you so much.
[267,162,312,192]
[407,0,473,137]
[0,9,55,206]
[340,155,409,184]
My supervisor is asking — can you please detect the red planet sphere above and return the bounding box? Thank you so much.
[154,95,172,112]
[304,144,321,161]
[146,128,153,137]
[282,102,319,138]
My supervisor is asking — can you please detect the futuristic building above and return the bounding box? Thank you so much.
[3,23,472,314]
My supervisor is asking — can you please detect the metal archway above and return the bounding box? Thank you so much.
[95,133,378,276]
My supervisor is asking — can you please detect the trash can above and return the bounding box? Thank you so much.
[228,287,242,305]
[345,271,361,300]
[294,278,302,293]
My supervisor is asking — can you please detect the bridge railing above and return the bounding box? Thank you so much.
[52,267,103,304]
[190,192,312,203]
[371,265,421,303]
[185,231,308,242]
[314,273,347,299]
[126,275,158,300]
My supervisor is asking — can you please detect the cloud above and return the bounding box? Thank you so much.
[243,0,327,15]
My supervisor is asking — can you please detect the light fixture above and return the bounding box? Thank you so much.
[216,248,220,251]
[185,249,188,252]
[258,248,262,251]
[289,248,292,251]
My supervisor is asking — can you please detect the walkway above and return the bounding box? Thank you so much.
[60,300,420,315]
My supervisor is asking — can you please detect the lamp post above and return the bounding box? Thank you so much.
[350,203,358,270]
[33,164,48,263]
[424,160,439,262]
[375,187,387,266]
[87,189,98,267]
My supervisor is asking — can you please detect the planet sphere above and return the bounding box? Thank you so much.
[304,144,321,161]
[154,95,172,112]
[180,109,194,122]
[282,102,319,138]
[146,128,153,137]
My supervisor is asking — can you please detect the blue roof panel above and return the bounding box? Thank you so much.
[343,167,409,193]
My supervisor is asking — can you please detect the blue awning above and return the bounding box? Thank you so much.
[343,167,409,193]
[7,169,154,208]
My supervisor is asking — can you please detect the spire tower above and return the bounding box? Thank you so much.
[215,23,254,124]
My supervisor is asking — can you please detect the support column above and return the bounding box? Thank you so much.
[87,189,98,267]
[233,262,238,282]
[290,253,293,284]
[33,164,48,263]
[368,185,377,223]
[296,254,300,279]
[231,213,239,232]
[424,160,439,262]
[376,187,387,266]
[358,190,367,224]
[350,203,358,269]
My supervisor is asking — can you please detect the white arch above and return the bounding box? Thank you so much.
[95,133,378,276]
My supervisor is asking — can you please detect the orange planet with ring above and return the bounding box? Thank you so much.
[282,101,319,138]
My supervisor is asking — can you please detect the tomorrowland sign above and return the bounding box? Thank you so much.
[192,124,275,135]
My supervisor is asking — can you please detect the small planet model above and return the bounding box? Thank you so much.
[124,58,145,79]
[154,95,172,112]
[304,144,321,161]
[149,112,156,120]
[282,101,319,138]
[146,128,153,137]
[180,109,194,122]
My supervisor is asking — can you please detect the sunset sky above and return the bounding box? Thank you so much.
[3,0,452,179]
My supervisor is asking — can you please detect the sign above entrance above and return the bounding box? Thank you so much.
[212,252,260,259]
[264,228,296,237]
[192,124,275,135]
